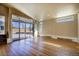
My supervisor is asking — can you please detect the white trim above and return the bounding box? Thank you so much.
[51,35,57,39]
[39,34,51,36]
[7,38,12,43]
[52,35,78,43]
[40,34,78,43]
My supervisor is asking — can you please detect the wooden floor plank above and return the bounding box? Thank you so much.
[0,36,79,56]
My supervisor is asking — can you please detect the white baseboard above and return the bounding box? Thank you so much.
[52,35,78,43]
[39,34,51,37]
[52,35,77,40]
[51,35,57,39]
[40,34,78,43]
[7,38,12,44]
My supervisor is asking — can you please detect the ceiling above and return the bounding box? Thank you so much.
[7,3,79,21]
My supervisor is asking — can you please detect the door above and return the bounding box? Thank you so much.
[12,21,19,40]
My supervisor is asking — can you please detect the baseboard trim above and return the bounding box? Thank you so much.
[52,35,78,43]
[40,34,51,37]
[52,35,77,40]
[40,34,78,43]
[7,38,12,44]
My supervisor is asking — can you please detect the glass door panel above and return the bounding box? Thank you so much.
[20,22,25,39]
[25,23,33,38]
[12,21,19,40]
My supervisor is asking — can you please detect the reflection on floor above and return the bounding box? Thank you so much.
[0,36,79,56]
[12,34,33,41]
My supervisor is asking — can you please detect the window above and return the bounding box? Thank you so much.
[12,22,19,29]
[56,16,74,23]
[0,16,5,34]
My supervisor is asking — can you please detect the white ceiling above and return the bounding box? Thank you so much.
[7,3,79,21]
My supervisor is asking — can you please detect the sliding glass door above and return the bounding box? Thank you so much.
[25,23,33,38]
[20,22,25,39]
[12,21,19,40]
[12,15,33,41]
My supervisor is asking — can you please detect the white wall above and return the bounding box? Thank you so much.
[40,14,78,42]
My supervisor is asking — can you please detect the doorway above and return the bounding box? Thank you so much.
[12,15,33,41]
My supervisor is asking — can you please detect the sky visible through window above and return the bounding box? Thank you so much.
[12,21,32,29]
[0,16,5,34]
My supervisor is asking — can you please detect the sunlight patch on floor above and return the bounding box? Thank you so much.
[43,41,63,48]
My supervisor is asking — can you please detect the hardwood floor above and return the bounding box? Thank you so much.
[0,36,79,56]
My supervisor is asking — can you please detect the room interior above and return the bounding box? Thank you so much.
[0,3,79,56]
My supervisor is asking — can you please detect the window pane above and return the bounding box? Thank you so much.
[20,22,25,38]
[0,16,5,34]
[12,21,19,39]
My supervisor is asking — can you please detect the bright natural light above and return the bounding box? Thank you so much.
[0,16,5,34]
[56,16,74,23]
